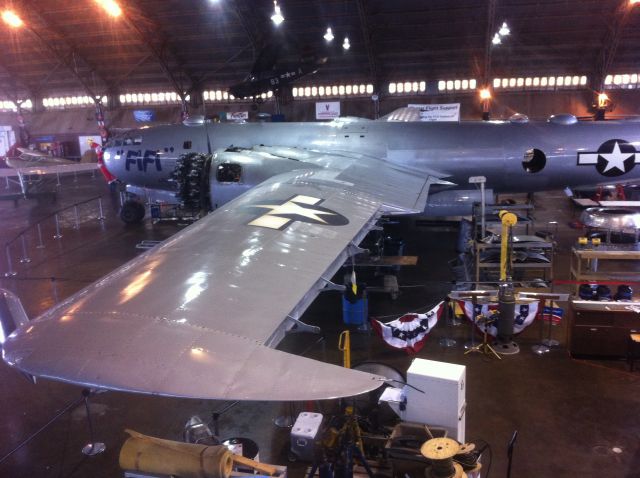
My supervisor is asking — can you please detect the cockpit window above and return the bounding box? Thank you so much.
[216,163,242,183]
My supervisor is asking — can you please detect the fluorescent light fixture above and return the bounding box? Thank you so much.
[324,27,334,42]
[271,1,284,26]
[2,10,23,28]
[492,33,501,45]
[94,0,122,17]
[342,36,350,50]
[499,22,510,36]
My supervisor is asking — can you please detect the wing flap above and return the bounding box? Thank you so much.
[3,312,382,400]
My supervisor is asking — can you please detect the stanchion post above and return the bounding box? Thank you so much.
[532,298,550,355]
[520,292,569,354]
[53,214,62,239]
[73,205,80,230]
[450,290,494,351]
[50,277,59,304]
[19,235,31,263]
[81,389,106,456]
[542,304,560,347]
[438,296,457,347]
[4,245,17,277]
[97,197,105,221]
[56,172,61,187]
[36,224,45,249]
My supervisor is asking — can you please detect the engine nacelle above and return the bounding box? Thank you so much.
[423,188,495,217]
[171,148,319,214]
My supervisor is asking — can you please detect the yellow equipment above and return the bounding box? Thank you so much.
[119,429,233,478]
[498,210,518,281]
[338,330,351,368]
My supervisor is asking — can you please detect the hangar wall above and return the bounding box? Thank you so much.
[0,89,639,142]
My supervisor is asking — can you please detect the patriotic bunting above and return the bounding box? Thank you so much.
[456,300,540,337]
[371,302,444,354]
[541,306,563,324]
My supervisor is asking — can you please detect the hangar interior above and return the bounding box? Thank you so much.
[1,1,640,478]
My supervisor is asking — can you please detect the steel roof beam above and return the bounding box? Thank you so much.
[356,0,379,89]
[120,1,200,98]
[19,0,109,101]
[593,0,635,92]
[481,0,497,88]
[230,0,260,60]
[0,54,37,100]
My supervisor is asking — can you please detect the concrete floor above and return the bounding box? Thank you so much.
[0,173,639,478]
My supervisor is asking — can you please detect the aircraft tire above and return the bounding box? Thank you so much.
[120,200,145,224]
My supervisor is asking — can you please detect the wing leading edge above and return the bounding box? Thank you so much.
[3,161,429,400]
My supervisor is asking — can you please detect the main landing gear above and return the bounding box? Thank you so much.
[120,200,145,224]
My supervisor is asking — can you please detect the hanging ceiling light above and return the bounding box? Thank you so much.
[479,88,492,100]
[342,36,350,50]
[498,22,510,36]
[1,10,23,28]
[324,27,334,42]
[271,1,284,26]
[492,33,501,45]
[94,0,122,18]
[598,93,609,108]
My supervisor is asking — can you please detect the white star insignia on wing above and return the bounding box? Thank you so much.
[254,200,336,224]
[600,141,633,173]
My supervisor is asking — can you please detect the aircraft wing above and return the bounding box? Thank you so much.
[0,161,98,177]
[2,164,433,401]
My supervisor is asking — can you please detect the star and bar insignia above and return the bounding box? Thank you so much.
[577,139,640,177]
[248,195,349,230]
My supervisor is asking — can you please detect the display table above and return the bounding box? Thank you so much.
[568,300,640,357]
[569,245,640,293]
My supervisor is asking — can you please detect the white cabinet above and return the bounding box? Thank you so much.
[402,358,466,442]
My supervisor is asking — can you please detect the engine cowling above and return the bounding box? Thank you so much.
[170,148,319,214]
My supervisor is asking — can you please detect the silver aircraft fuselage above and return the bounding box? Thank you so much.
[103,118,640,207]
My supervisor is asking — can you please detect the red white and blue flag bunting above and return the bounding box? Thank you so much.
[540,306,563,324]
[456,300,539,337]
[371,302,444,354]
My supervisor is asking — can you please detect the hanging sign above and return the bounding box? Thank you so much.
[316,101,341,120]
[133,110,155,122]
[228,111,249,121]
[408,103,460,122]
